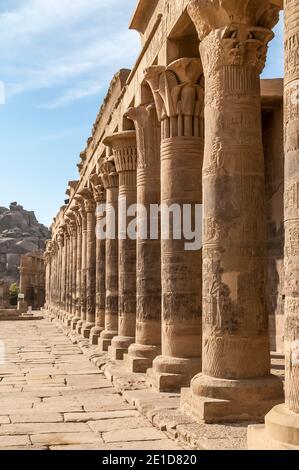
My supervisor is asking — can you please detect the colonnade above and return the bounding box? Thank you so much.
[45,0,299,449]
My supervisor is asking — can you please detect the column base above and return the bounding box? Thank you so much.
[98,330,117,352]
[56,310,63,320]
[181,373,284,424]
[147,356,201,393]
[89,326,104,345]
[109,336,135,360]
[248,404,299,450]
[123,344,161,373]
[71,317,81,330]
[76,319,84,335]
[66,317,73,327]
[81,322,95,339]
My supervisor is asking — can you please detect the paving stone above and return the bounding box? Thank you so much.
[0,445,48,451]
[88,416,151,433]
[31,432,103,446]
[50,444,104,450]
[0,319,182,451]
[10,413,63,424]
[0,435,31,446]
[0,417,10,424]
[83,401,133,412]
[64,410,140,423]
[33,402,83,413]
[0,422,90,435]
[102,427,167,443]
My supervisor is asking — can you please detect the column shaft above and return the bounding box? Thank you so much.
[99,162,119,351]
[124,104,162,372]
[146,59,203,391]
[182,0,283,423]
[106,131,137,360]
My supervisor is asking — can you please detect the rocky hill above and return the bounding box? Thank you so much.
[0,202,51,283]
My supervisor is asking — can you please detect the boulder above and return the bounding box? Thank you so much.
[0,203,50,283]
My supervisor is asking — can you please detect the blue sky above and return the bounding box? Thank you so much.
[0,2,283,228]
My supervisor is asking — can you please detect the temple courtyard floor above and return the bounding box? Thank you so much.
[0,315,285,451]
[0,317,181,450]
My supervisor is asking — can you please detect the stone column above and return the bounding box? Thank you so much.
[76,195,88,335]
[89,174,106,345]
[81,189,97,339]
[44,251,50,310]
[71,206,82,330]
[98,160,119,351]
[124,104,162,372]
[53,241,59,315]
[249,0,299,449]
[62,228,69,320]
[145,58,203,391]
[104,131,137,360]
[48,244,53,314]
[65,219,74,324]
[58,228,65,318]
[67,218,77,327]
[57,230,65,317]
[47,244,52,313]
[180,0,283,423]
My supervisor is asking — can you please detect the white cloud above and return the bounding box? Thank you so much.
[40,80,104,109]
[0,0,139,107]
[0,0,117,40]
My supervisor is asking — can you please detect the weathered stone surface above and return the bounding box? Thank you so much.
[0,318,178,450]
[0,422,89,435]
[64,410,139,422]
[0,416,10,424]
[31,432,103,446]
[0,435,31,447]
[102,427,167,443]
[0,202,50,284]
[10,413,63,424]
[88,416,150,432]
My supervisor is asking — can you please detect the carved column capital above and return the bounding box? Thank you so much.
[103,131,137,174]
[71,204,81,228]
[89,173,106,203]
[125,104,161,170]
[145,58,204,138]
[188,0,280,75]
[57,231,64,248]
[99,159,119,190]
[188,0,280,38]
[84,199,97,214]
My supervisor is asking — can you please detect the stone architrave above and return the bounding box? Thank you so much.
[145,58,204,392]
[181,0,283,423]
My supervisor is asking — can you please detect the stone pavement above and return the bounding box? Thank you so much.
[0,319,181,450]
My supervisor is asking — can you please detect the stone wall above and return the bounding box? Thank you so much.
[19,251,45,311]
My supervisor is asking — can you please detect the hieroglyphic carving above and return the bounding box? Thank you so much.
[187,0,280,383]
